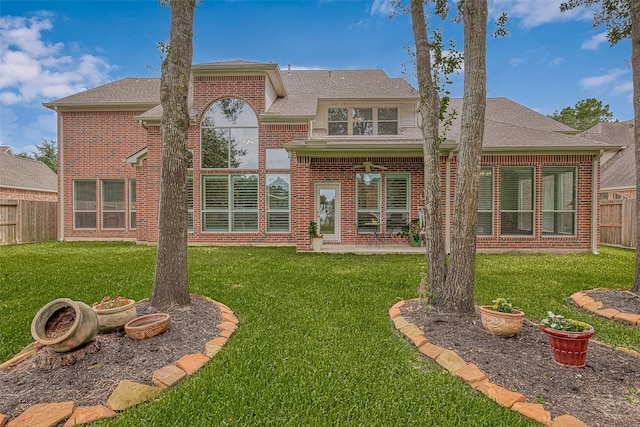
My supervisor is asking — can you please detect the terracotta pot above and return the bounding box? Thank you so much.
[409,233,422,247]
[31,298,98,353]
[93,299,137,332]
[539,324,595,368]
[478,305,525,337]
[125,313,171,340]
[311,237,323,251]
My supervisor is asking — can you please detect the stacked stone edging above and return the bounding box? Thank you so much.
[0,294,237,427]
[389,299,588,427]
[570,290,640,326]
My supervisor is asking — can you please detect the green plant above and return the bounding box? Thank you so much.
[308,221,322,241]
[489,297,519,313]
[540,311,588,332]
[92,296,132,310]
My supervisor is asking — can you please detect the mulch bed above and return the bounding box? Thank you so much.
[585,289,640,315]
[401,292,640,427]
[0,296,221,420]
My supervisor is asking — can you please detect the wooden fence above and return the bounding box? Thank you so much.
[600,199,636,248]
[0,200,57,246]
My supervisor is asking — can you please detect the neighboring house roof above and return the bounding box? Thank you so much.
[579,120,635,191]
[0,152,57,193]
[0,146,15,155]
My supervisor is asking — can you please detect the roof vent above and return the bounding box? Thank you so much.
[287,64,292,77]
[329,70,332,78]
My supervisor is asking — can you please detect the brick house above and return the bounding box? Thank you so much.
[44,60,617,253]
[0,147,57,202]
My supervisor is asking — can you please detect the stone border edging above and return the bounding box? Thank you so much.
[0,294,237,427]
[571,290,640,326]
[389,299,588,427]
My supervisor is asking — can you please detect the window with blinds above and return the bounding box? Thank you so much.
[186,175,194,232]
[102,180,125,229]
[477,168,493,236]
[202,174,258,232]
[73,180,96,229]
[385,174,409,233]
[129,180,136,230]
[500,167,534,235]
[356,173,381,233]
[542,167,576,235]
[266,174,290,232]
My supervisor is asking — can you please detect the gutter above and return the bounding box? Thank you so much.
[592,149,604,254]
[58,107,64,242]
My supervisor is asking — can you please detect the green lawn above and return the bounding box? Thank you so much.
[1,242,638,426]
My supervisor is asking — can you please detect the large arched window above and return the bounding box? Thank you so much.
[201,98,258,169]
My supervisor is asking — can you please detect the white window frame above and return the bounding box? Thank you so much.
[500,167,535,236]
[266,174,290,233]
[328,107,398,136]
[73,180,96,229]
[102,180,125,229]
[477,167,493,236]
[384,173,410,233]
[129,179,136,230]
[542,167,577,236]
[201,174,259,233]
[356,173,381,233]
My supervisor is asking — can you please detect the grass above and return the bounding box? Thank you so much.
[1,242,638,426]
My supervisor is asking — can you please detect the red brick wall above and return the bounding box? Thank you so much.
[59,110,146,240]
[0,188,57,202]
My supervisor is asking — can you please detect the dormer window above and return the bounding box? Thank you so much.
[328,107,398,136]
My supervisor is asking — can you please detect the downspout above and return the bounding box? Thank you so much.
[57,107,64,242]
[591,149,604,254]
[445,151,454,254]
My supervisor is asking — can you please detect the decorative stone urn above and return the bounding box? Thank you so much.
[31,298,98,353]
[125,313,171,340]
[93,299,137,332]
[478,305,525,337]
[539,324,595,368]
[311,237,323,251]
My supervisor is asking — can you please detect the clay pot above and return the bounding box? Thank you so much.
[540,324,595,368]
[478,305,525,337]
[93,299,137,332]
[125,313,170,340]
[311,237,323,251]
[31,298,98,353]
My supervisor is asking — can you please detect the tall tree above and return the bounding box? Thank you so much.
[550,98,615,130]
[410,0,488,314]
[443,0,487,314]
[561,0,639,293]
[17,138,57,173]
[150,0,196,310]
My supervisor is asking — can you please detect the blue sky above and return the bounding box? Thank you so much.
[0,0,633,155]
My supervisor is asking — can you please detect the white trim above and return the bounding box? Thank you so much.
[445,152,453,254]
[59,108,64,241]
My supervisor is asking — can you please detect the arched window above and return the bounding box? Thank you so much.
[201,98,258,169]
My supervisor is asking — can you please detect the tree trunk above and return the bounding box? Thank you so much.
[150,0,196,310]
[410,0,447,303]
[631,0,640,293]
[442,0,487,314]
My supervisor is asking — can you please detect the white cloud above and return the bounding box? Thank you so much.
[581,32,608,50]
[490,0,593,28]
[0,15,112,106]
[370,0,395,17]
[612,81,633,95]
[580,69,626,89]
[508,57,527,67]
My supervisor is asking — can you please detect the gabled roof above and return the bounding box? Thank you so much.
[580,120,635,191]
[265,69,417,118]
[0,146,14,155]
[0,152,57,193]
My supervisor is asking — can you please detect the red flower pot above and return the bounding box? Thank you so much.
[539,324,594,368]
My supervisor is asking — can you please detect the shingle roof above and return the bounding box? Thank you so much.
[0,152,57,192]
[579,120,635,190]
[43,78,160,108]
[266,69,417,117]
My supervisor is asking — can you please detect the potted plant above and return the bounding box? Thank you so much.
[92,296,137,332]
[309,221,323,251]
[398,219,422,247]
[539,311,595,368]
[478,297,525,337]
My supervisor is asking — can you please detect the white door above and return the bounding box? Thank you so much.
[315,183,340,241]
